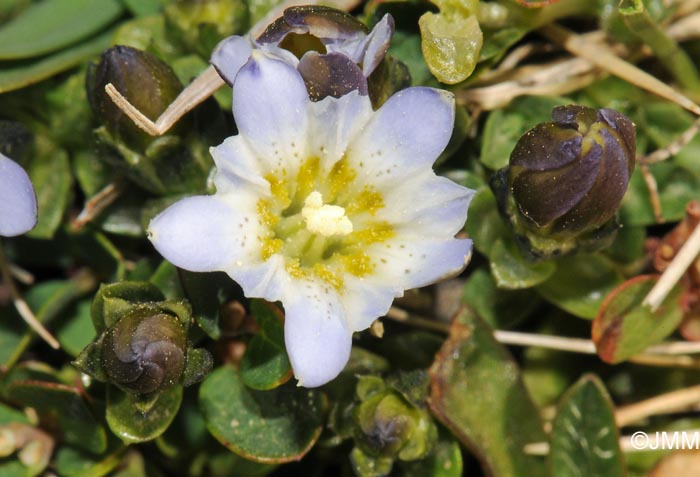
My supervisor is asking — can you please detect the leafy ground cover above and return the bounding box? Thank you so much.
[1,0,700,476]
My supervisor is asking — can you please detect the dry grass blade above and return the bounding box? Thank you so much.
[539,23,700,116]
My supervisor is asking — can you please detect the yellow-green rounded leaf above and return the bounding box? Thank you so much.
[419,12,483,84]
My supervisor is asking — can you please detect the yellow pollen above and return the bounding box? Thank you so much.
[301,191,353,237]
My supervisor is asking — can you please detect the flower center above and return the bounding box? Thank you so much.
[301,191,353,237]
[257,157,395,290]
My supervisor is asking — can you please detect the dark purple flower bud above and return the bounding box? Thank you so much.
[87,46,184,150]
[73,282,212,395]
[102,311,187,395]
[491,105,636,258]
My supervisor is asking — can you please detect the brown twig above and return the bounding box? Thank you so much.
[616,384,700,427]
[639,164,664,223]
[644,221,700,311]
[71,179,126,232]
[639,118,700,165]
[539,23,700,116]
[0,243,59,349]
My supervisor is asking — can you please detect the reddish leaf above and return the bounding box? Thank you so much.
[592,275,683,363]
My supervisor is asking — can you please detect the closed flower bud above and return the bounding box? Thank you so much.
[87,46,183,150]
[354,389,436,461]
[491,105,636,258]
[87,46,220,195]
[102,311,186,394]
[74,282,212,395]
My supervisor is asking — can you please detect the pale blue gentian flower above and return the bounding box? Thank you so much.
[211,7,394,99]
[149,52,474,387]
[0,153,37,237]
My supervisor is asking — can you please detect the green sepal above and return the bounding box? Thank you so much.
[91,281,164,333]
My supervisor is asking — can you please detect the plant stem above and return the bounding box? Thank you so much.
[620,0,700,96]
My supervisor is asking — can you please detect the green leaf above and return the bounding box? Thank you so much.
[0,401,30,425]
[463,268,541,328]
[464,187,555,288]
[592,275,684,363]
[54,299,96,357]
[620,163,700,226]
[536,254,624,319]
[149,260,184,300]
[54,442,125,477]
[429,307,546,477]
[181,348,214,387]
[490,239,556,289]
[549,374,624,477]
[121,0,161,17]
[381,331,445,370]
[398,433,462,477]
[388,30,434,86]
[0,461,34,477]
[7,380,107,453]
[480,96,568,170]
[241,300,292,390]
[25,141,72,239]
[419,11,483,84]
[180,270,241,339]
[350,447,393,477]
[0,29,112,93]
[199,366,324,463]
[91,281,164,333]
[464,187,510,257]
[106,386,183,444]
[109,450,147,477]
[0,0,122,59]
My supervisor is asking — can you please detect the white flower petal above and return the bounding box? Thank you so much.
[0,154,37,237]
[308,91,373,169]
[283,279,351,387]
[233,52,309,171]
[347,87,454,184]
[381,172,474,237]
[209,35,253,84]
[148,195,261,272]
[370,237,472,291]
[210,136,269,194]
[361,14,394,76]
[210,35,253,85]
[342,276,399,332]
[228,254,286,303]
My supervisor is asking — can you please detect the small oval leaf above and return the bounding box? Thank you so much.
[106,386,183,444]
[549,374,624,477]
[199,366,323,463]
[592,275,684,363]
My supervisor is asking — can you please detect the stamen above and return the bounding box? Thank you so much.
[302,191,353,237]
